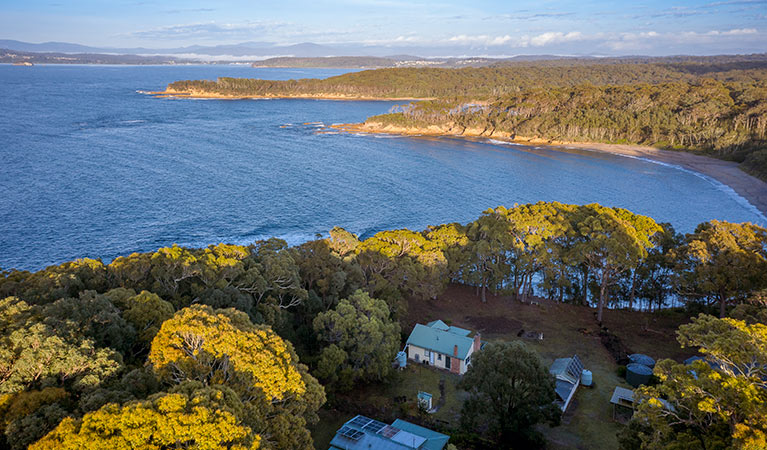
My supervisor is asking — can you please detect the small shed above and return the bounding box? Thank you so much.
[417,391,433,411]
[609,386,676,423]
[610,386,635,422]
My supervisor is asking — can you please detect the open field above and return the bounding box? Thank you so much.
[313,284,691,449]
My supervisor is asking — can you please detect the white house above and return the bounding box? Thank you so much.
[405,320,481,375]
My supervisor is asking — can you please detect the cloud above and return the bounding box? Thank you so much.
[127,21,290,41]
[447,34,514,46]
[603,28,764,51]
[489,12,576,21]
[163,8,216,15]
[707,28,758,35]
[704,0,767,7]
[528,31,584,46]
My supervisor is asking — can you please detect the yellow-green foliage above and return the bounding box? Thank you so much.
[148,305,305,401]
[628,315,767,449]
[0,387,67,428]
[29,387,260,450]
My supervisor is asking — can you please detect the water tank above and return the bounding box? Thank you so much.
[626,363,653,387]
[629,354,656,368]
[396,351,407,368]
[581,369,593,387]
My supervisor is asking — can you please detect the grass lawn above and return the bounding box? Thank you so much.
[310,408,355,450]
[312,284,691,449]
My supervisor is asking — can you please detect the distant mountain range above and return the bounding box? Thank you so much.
[0,39,370,58]
[0,39,604,60]
[3,39,765,68]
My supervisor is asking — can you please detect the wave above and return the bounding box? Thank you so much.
[486,139,523,146]
[613,153,767,224]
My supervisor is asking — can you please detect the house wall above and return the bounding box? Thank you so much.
[407,345,460,372]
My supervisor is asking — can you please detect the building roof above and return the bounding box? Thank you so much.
[550,355,584,409]
[407,321,475,360]
[609,386,675,412]
[550,355,584,386]
[610,386,635,408]
[392,419,450,450]
[329,415,448,450]
[426,320,472,337]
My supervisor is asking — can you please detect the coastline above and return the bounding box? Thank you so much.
[148,89,432,101]
[332,122,767,219]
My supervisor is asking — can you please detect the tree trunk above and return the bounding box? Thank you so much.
[628,269,637,311]
[719,292,727,318]
[597,271,608,324]
[582,267,589,306]
[481,283,487,303]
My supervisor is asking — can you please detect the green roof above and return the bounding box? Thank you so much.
[391,419,449,450]
[425,320,471,337]
[406,321,474,360]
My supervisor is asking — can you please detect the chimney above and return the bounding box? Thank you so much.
[474,333,481,352]
[453,345,458,357]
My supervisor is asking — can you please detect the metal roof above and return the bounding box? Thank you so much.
[406,322,475,360]
[329,415,449,450]
[610,386,635,407]
[392,419,450,450]
[550,355,583,385]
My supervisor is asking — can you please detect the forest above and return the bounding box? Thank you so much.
[369,80,767,179]
[166,56,767,181]
[1,201,766,449]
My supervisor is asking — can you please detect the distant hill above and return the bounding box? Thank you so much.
[252,56,398,68]
[0,48,195,65]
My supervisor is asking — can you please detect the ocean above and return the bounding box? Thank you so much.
[1,64,764,271]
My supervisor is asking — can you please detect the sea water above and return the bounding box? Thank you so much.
[1,64,764,271]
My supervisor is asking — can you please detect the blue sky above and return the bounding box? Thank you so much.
[1,0,765,55]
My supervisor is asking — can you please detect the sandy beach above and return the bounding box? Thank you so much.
[148,89,432,102]
[332,122,767,219]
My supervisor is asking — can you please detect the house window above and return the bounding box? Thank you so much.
[438,354,442,361]
[446,356,451,369]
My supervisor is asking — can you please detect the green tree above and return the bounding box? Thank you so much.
[0,297,123,396]
[464,211,513,302]
[357,229,448,304]
[459,341,560,445]
[570,204,661,323]
[148,305,325,450]
[624,315,767,449]
[118,290,174,350]
[41,291,136,355]
[675,220,767,318]
[30,383,261,450]
[312,290,401,390]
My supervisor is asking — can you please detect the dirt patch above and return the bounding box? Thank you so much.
[599,330,633,365]
[464,315,523,334]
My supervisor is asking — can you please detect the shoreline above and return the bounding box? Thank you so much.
[332,122,767,219]
[148,89,432,101]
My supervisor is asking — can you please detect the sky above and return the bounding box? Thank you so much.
[1,0,766,56]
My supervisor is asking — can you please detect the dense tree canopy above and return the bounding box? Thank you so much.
[313,290,400,390]
[0,202,765,448]
[623,314,767,449]
[675,220,767,317]
[30,384,261,450]
[459,341,560,445]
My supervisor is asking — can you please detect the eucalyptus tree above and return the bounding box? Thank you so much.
[568,204,661,323]
[674,220,767,318]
